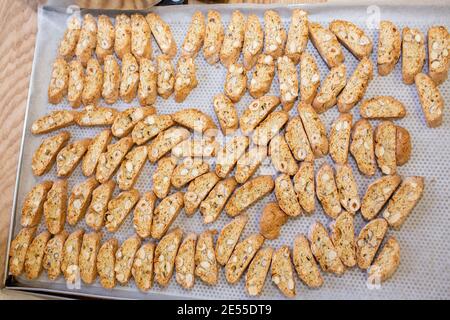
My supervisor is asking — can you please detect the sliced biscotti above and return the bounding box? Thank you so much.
[117,146,148,190]
[171,158,210,189]
[242,14,263,71]
[96,136,134,183]
[43,179,67,235]
[172,136,218,159]
[147,13,177,58]
[79,231,102,284]
[115,235,141,285]
[240,95,280,135]
[309,22,344,68]
[132,114,174,145]
[152,156,176,199]
[248,54,275,98]
[330,211,356,268]
[67,177,98,226]
[185,172,220,216]
[21,181,53,228]
[368,237,400,283]
[172,108,216,134]
[275,174,302,217]
[174,56,198,103]
[95,15,114,63]
[61,229,84,281]
[132,242,155,292]
[114,14,131,59]
[156,54,175,99]
[361,175,401,221]
[195,229,219,285]
[298,102,329,157]
[181,11,205,58]
[312,63,346,113]
[138,59,158,107]
[329,113,352,165]
[43,230,68,280]
[75,14,97,67]
[220,10,245,68]
[133,191,156,238]
[224,63,247,103]
[277,55,298,111]
[225,175,274,217]
[415,72,445,127]
[350,119,376,176]
[293,161,315,214]
[269,135,298,176]
[32,131,70,176]
[402,27,426,84]
[105,189,139,233]
[360,96,406,120]
[300,51,320,104]
[120,53,139,102]
[175,233,196,289]
[285,116,314,162]
[293,235,323,288]
[356,218,388,269]
[96,238,118,289]
[113,107,155,138]
[271,246,296,298]
[82,129,112,177]
[131,14,152,62]
[252,110,289,146]
[58,16,81,60]
[264,10,286,58]
[335,164,360,214]
[216,136,249,178]
[377,21,401,76]
[329,20,373,60]
[428,26,449,85]
[246,247,273,296]
[9,227,37,276]
[225,234,264,284]
[235,145,267,184]
[81,58,103,106]
[85,180,115,231]
[68,60,84,108]
[285,9,308,64]
[375,121,397,175]
[396,126,412,166]
[151,192,184,239]
[200,178,237,224]
[260,202,288,240]
[154,228,182,287]
[31,110,78,135]
[316,163,342,219]
[203,10,224,65]
[56,138,91,177]
[216,215,248,266]
[213,94,238,134]
[48,58,69,104]
[382,176,424,229]
[27,233,51,281]
[76,105,118,127]
[337,56,373,112]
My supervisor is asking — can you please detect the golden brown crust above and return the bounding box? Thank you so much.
[96,238,118,289]
[82,129,112,177]
[360,96,406,120]
[286,9,309,65]
[81,58,103,106]
[43,230,68,280]
[350,119,376,176]
[361,175,401,221]
[133,191,156,238]
[377,21,401,76]
[31,110,78,135]
[293,235,323,288]
[96,137,134,183]
[415,73,444,127]
[248,54,275,98]
[396,126,412,166]
[181,11,205,58]
[335,164,360,214]
[271,246,296,298]
[175,233,196,289]
[200,177,237,224]
[115,14,131,59]
[242,14,264,71]
[85,180,116,231]
[120,53,139,103]
[240,96,280,135]
[21,181,53,228]
[147,13,177,58]
[330,211,356,268]
[259,202,288,240]
[58,16,81,60]
[368,237,400,283]
[43,180,67,235]
[374,121,397,175]
[224,63,247,103]
[402,27,426,84]
[330,20,373,60]
[329,113,352,165]
[132,242,155,292]
[9,227,37,276]
[151,192,184,239]
[154,228,183,287]
[75,14,97,67]
[293,161,315,214]
[104,189,140,233]
[298,102,329,158]
[56,138,91,177]
[96,15,115,63]
[316,163,342,219]
[184,172,220,216]
[115,235,141,285]
[215,136,249,178]
[195,229,219,285]
[220,10,245,68]
[308,22,344,68]
[300,51,320,104]
[32,131,71,176]
[356,218,388,269]
[174,56,198,103]
[428,26,449,85]
[68,59,84,108]
[203,10,224,65]
[245,247,273,296]
[67,177,99,226]
[216,215,248,266]
[117,146,148,191]
[264,10,286,59]
[131,14,152,62]
[213,93,239,134]
[79,231,102,284]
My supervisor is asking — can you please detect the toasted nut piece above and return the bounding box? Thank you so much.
[252,110,289,146]
[248,54,275,98]
[216,215,248,266]
[300,51,320,104]
[356,218,388,269]
[115,235,141,285]
[43,230,68,280]
[48,58,69,104]
[172,136,218,159]
[132,114,174,145]
[138,58,157,106]
[182,11,205,58]
[172,108,216,133]
[97,238,118,289]
[147,13,177,58]
[316,163,342,219]
[9,227,37,276]
[43,180,67,235]
[154,228,182,287]
[147,127,190,163]
[79,231,102,284]
[132,242,155,291]
[330,20,373,60]
[269,135,298,176]
[32,131,70,176]
[242,14,264,71]
[428,26,449,85]
[285,116,314,162]
[216,136,249,178]
[114,14,131,59]
[117,146,148,190]
[152,156,177,199]
[213,94,238,134]
[235,145,267,184]
[335,164,360,214]
[67,177,98,226]
[21,181,53,228]
[298,102,329,157]
[260,203,288,239]
[151,192,184,239]
[120,53,139,102]
[246,247,274,296]
[171,158,210,189]
[402,27,426,84]
[225,175,274,217]
[396,126,412,166]
[61,229,84,281]
[220,10,245,67]
[113,107,156,138]
[56,138,91,177]
[415,73,445,127]
[330,211,356,267]
[383,176,424,229]
[58,16,81,60]
[96,137,133,183]
[75,14,97,67]
[175,233,196,289]
[360,96,406,120]
[361,175,401,221]
[277,56,298,111]
[85,180,116,231]
[375,121,397,175]
[131,14,152,62]
[377,21,401,76]
[293,235,323,288]
[102,55,120,104]
[368,237,400,283]
[264,10,286,58]
[286,9,309,64]
[68,60,84,108]
[350,119,376,176]
[293,162,315,214]
[309,22,344,68]
[174,56,198,103]
[185,172,220,216]
[82,129,112,177]
[195,230,219,285]
[82,58,103,106]
[203,10,224,65]
[31,111,77,135]
[105,189,139,233]
[96,15,114,63]
[76,105,117,127]
[275,174,302,217]
[240,96,280,135]
[200,178,237,224]
[310,221,345,275]
[133,192,156,238]
[329,113,352,165]
[337,57,373,112]
[271,246,296,298]
[156,54,175,99]
[312,64,346,113]
[224,63,247,103]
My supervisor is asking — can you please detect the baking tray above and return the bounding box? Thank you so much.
[4,3,450,300]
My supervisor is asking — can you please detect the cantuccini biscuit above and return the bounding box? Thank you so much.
[117,146,148,190]
[242,14,264,71]
[171,158,210,189]
[275,174,302,217]
[396,126,412,166]
[203,10,224,65]
[32,131,71,176]
[224,63,247,103]
[43,230,68,280]
[152,156,177,199]
[56,138,91,177]
[31,110,77,135]
[350,119,376,176]
[402,27,426,84]
[9,227,37,276]
[240,96,280,135]
[156,54,175,99]
[252,110,289,146]
[132,114,175,145]
[82,58,103,106]
[300,51,320,104]
[293,235,323,288]
[120,53,139,102]
[154,228,182,287]
[286,9,309,65]
[312,63,346,113]
[102,55,120,104]
[174,56,198,103]
[316,163,342,219]
[114,14,131,59]
[68,60,84,108]
[147,13,177,58]
[96,15,114,63]
[335,164,360,214]
[375,121,397,175]
[79,231,102,284]
[377,21,401,76]
[131,14,152,62]
[285,116,314,162]
[200,177,237,224]
[185,172,220,216]
[298,102,329,157]
[132,242,155,292]
[264,10,286,59]
[195,229,219,285]
[182,11,205,58]
[356,218,388,269]
[82,129,112,177]
[216,136,249,178]
[293,161,315,214]
[96,136,134,183]
[329,113,352,165]
[138,58,157,106]
[269,135,298,176]
[48,58,69,104]
[172,108,216,133]
[67,177,98,226]
[58,16,81,60]
[367,237,400,283]
[216,215,248,266]
[428,26,449,85]
[175,233,196,289]
[245,247,273,296]
[61,229,84,282]
[271,246,296,298]
[248,54,275,98]
[360,96,406,120]
[133,191,156,238]
[220,10,245,68]
[260,202,288,240]
[75,14,97,67]
[330,211,356,268]
[115,235,141,285]
[96,238,118,289]
[21,180,53,228]
[76,105,117,127]
[105,189,140,233]
[235,145,267,184]
[330,20,373,60]
[308,22,344,68]
[85,180,116,231]
[151,192,184,239]
[172,136,219,159]
[43,180,67,235]
[213,93,239,134]
[277,55,298,111]
[415,72,445,127]
[361,175,401,221]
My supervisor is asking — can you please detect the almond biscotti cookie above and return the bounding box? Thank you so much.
[79,231,102,284]
[335,164,360,214]
[383,176,424,229]
[96,15,114,63]
[275,174,302,217]
[152,156,177,199]
[337,56,373,112]
[415,72,445,127]
[316,163,342,219]
[174,56,198,103]
[85,180,116,231]
[269,135,298,176]
[220,10,245,67]
[293,161,315,215]
[248,54,275,98]
[286,9,309,65]
[156,54,175,99]
[216,136,249,178]
[147,13,177,58]
[120,53,139,102]
[360,96,406,120]
[105,189,140,233]
[200,177,237,224]
[195,229,219,285]
[297,102,328,157]
[114,14,131,60]
[367,236,400,283]
[330,211,356,268]
[226,234,264,284]
[293,235,323,288]
[175,233,196,289]
[242,14,264,71]
[132,242,155,292]
[361,175,401,221]
[43,230,68,280]
[309,22,344,68]
[350,119,376,176]
[403,27,427,84]
[21,181,53,228]
[61,229,84,282]
[131,14,152,62]
[329,113,352,165]
[82,58,103,106]
[172,108,216,133]
[68,60,84,108]
[185,172,220,216]
[271,246,296,298]
[299,51,320,104]
[96,136,134,183]
[225,175,274,217]
[375,121,397,175]
[43,180,67,235]
[58,16,81,60]
[48,58,69,104]
[182,11,205,58]
[133,191,156,238]
[235,145,267,184]
[172,136,219,159]
[213,94,238,134]
[285,116,314,162]
[245,247,273,296]
[240,95,280,135]
[75,14,97,67]
[356,218,388,269]
[264,10,286,59]
[171,158,210,189]
[252,110,289,146]
[216,214,248,266]
[154,228,182,287]
[151,192,184,239]
[132,114,174,145]
[67,177,98,226]
[138,58,157,106]
[31,110,77,135]
[96,238,118,289]
[377,21,401,76]
[330,20,373,60]
[260,202,288,240]
[32,131,70,176]
[9,227,37,276]
[115,235,141,285]
[82,129,112,177]
[224,63,247,103]
[277,55,298,111]
[102,55,120,104]
[396,126,412,166]
[312,63,346,113]
[203,10,224,65]
[76,105,117,127]
[117,146,148,190]
[428,26,449,85]
[56,138,91,177]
